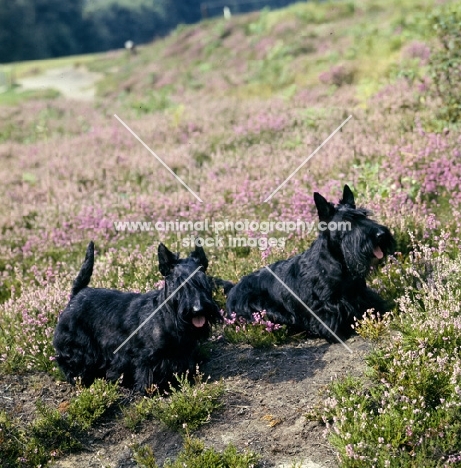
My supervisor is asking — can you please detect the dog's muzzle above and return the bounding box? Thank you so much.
[373,230,390,259]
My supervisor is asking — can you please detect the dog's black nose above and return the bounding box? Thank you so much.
[193,304,203,313]
[376,230,386,241]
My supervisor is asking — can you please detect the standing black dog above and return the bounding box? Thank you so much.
[226,185,395,341]
[53,242,221,392]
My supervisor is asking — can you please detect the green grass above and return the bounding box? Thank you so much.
[0,87,60,106]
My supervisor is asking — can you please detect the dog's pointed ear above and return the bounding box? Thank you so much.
[340,184,355,208]
[158,243,179,276]
[191,243,209,271]
[314,192,335,221]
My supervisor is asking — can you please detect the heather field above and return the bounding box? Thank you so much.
[1,0,461,466]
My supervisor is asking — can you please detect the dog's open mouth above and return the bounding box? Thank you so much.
[192,315,207,328]
[373,245,384,259]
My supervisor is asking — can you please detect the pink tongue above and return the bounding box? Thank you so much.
[192,315,206,328]
[373,246,384,259]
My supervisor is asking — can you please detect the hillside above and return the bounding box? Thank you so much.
[1,0,461,466]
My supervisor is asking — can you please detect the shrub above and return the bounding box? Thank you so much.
[352,309,393,342]
[67,378,121,430]
[0,411,24,466]
[223,311,288,348]
[30,401,82,456]
[0,379,121,466]
[132,435,260,468]
[427,4,461,123]
[318,64,355,87]
[321,237,461,466]
[124,370,224,433]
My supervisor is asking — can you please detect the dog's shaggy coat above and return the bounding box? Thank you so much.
[53,242,220,392]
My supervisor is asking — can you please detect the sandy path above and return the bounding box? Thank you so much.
[17,65,103,101]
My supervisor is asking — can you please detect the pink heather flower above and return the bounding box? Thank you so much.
[153,279,165,289]
[402,41,431,63]
[264,321,276,332]
[345,444,355,457]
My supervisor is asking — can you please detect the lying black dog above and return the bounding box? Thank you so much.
[226,185,395,342]
[53,242,221,392]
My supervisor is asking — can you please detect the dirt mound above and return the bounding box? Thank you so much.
[1,337,370,467]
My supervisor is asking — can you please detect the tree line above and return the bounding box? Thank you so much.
[0,0,296,63]
[0,0,202,63]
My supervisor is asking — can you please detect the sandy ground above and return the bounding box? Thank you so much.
[16,66,102,100]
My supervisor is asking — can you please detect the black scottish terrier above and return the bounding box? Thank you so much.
[226,185,395,342]
[53,242,221,392]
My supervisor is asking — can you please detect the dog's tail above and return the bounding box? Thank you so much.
[208,276,234,296]
[71,241,95,297]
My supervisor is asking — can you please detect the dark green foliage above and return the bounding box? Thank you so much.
[83,0,170,52]
[150,377,224,432]
[0,380,121,467]
[0,0,86,62]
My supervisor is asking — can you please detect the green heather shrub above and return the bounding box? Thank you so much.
[351,309,393,342]
[223,311,289,348]
[30,401,82,456]
[0,411,25,466]
[132,435,260,468]
[321,236,461,466]
[67,378,121,429]
[132,444,160,468]
[124,371,224,433]
[0,379,121,466]
[428,4,461,123]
